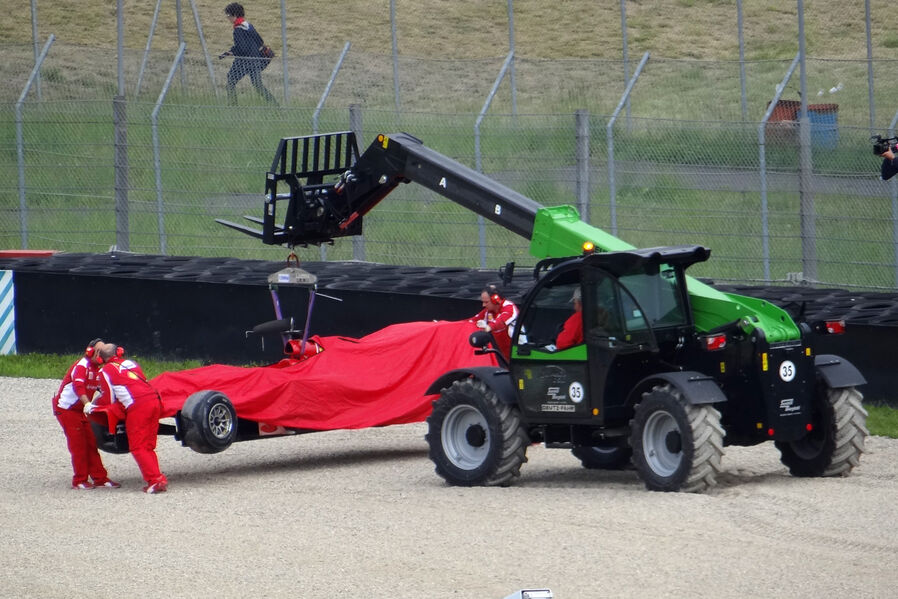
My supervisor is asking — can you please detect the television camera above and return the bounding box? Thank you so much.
[873,135,898,180]
[872,134,898,155]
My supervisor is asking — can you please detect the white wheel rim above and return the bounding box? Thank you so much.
[643,410,682,477]
[442,404,489,469]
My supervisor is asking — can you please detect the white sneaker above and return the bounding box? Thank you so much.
[143,482,168,494]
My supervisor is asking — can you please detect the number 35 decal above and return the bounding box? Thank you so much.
[779,360,796,382]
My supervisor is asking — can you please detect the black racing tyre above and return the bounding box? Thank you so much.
[425,378,529,487]
[180,390,238,454]
[571,444,633,470]
[630,384,724,493]
[776,385,867,477]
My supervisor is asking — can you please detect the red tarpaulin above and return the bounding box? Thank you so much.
[148,319,497,431]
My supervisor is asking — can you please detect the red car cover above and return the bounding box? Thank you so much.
[148,319,498,431]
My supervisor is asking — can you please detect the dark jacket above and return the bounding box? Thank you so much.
[230,21,265,59]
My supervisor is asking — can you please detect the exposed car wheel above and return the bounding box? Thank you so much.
[426,378,529,487]
[180,390,238,454]
[571,444,632,470]
[776,385,867,477]
[630,383,724,493]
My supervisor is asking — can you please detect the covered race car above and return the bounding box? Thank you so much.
[90,318,497,454]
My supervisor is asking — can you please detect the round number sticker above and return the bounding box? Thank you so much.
[569,382,584,403]
[779,360,796,382]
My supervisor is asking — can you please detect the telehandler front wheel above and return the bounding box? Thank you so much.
[630,383,724,493]
[426,378,529,487]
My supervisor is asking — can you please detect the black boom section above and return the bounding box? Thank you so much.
[219,131,543,248]
[368,132,543,240]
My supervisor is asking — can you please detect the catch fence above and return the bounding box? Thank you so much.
[2,42,898,290]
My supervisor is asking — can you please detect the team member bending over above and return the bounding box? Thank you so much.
[91,344,169,494]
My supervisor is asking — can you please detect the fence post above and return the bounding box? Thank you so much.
[187,0,217,95]
[312,42,351,134]
[152,43,187,255]
[866,0,875,132]
[619,0,631,128]
[737,0,747,120]
[16,34,55,250]
[29,0,41,101]
[575,110,590,223]
[114,95,130,252]
[390,0,401,115]
[797,0,817,283]
[759,53,801,282]
[474,51,515,268]
[506,0,517,116]
[280,0,289,103]
[606,51,650,237]
[350,104,366,261]
[890,114,898,289]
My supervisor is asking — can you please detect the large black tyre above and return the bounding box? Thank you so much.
[571,444,633,470]
[776,385,867,477]
[426,378,529,487]
[630,384,724,493]
[180,390,238,454]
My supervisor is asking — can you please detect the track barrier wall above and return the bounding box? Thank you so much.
[0,253,894,406]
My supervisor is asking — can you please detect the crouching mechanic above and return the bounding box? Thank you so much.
[89,344,169,494]
[470,284,519,358]
[52,338,120,490]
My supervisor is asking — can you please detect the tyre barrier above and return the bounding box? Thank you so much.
[1,253,895,404]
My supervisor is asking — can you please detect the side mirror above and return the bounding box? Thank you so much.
[469,330,493,349]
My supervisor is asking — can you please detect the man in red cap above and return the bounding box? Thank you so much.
[52,338,120,490]
[470,284,519,358]
[90,344,168,494]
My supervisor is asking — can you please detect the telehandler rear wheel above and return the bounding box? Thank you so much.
[630,383,724,493]
[426,378,529,487]
[776,384,867,477]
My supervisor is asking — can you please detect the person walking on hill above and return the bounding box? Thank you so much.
[220,2,278,106]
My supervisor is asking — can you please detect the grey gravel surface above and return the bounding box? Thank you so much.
[4,376,898,599]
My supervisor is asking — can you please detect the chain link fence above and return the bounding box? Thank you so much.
[2,39,898,290]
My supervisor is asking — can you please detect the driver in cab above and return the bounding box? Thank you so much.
[555,287,584,350]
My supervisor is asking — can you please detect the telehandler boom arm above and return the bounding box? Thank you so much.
[216,131,800,342]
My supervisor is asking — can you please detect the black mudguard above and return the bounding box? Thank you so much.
[815,354,867,389]
[628,371,727,407]
[426,367,517,404]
